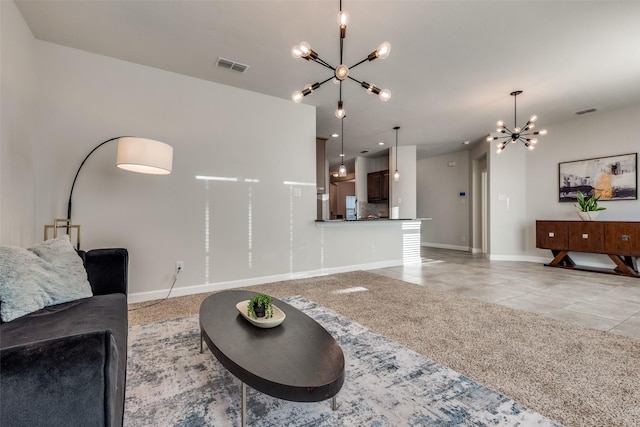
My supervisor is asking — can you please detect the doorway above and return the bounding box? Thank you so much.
[481,169,488,254]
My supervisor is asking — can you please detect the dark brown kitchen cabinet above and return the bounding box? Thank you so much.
[367,170,389,203]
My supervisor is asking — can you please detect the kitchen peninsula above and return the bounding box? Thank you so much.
[315,218,423,266]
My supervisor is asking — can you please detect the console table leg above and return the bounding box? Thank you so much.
[609,255,640,277]
[550,250,574,267]
[200,331,203,354]
[241,382,247,427]
[332,395,337,411]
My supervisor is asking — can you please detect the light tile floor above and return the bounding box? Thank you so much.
[369,247,640,341]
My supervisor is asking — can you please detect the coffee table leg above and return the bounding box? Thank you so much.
[200,330,203,354]
[241,382,247,427]
[332,396,337,411]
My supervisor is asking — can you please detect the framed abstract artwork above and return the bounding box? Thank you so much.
[559,153,637,202]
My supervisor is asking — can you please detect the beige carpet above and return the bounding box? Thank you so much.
[128,271,640,427]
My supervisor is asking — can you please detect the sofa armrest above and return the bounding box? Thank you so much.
[0,331,121,427]
[84,248,129,296]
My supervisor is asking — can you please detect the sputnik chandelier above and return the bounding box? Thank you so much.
[487,90,547,153]
[291,0,392,120]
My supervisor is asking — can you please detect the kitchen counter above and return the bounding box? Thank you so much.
[316,218,430,225]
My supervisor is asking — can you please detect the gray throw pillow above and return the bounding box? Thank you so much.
[0,235,93,322]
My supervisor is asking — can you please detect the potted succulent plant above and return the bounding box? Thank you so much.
[575,190,606,220]
[247,294,274,319]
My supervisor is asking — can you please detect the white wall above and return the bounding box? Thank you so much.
[524,103,640,263]
[417,150,470,250]
[416,104,640,262]
[0,1,37,246]
[390,145,417,220]
[14,40,410,301]
[487,134,528,258]
[469,139,488,253]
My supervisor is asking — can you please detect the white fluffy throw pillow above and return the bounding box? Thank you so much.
[0,235,92,322]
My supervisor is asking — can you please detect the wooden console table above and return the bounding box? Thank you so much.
[536,220,640,278]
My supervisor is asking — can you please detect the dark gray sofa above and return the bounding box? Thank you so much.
[0,248,129,427]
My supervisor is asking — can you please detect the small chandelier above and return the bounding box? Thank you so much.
[487,90,547,153]
[393,126,400,181]
[291,0,392,120]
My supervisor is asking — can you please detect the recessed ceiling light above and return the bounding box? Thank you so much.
[331,133,339,138]
[463,140,470,145]
[378,141,385,146]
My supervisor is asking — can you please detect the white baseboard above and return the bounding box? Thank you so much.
[421,242,471,252]
[128,259,404,303]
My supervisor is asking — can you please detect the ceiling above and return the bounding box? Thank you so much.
[15,1,640,170]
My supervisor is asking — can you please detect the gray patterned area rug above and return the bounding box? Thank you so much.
[125,296,561,426]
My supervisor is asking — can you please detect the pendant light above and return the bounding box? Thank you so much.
[487,90,547,153]
[338,118,347,177]
[393,126,400,181]
[291,0,392,121]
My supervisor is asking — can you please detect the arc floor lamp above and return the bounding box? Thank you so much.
[46,136,173,249]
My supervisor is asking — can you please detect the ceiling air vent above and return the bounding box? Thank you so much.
[575,107,597,115]
[360,150,370,154]
[216,57,249,73]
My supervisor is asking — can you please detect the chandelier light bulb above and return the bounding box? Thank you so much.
[335,64,349,80]
[379,89,391,102]
[338,163,347,177]
[298,41,311,57]
[292,91,304,103]
[539,129,548,135]
[337,11,349,27]
[291,44,303,59]
[527,144,535,150]
[513,127,521,134]
[529,115,538,122]
[376,42,392,59]
[335,101,346,119]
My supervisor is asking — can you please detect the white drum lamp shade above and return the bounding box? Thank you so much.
[116,137,173,175]
[66,136,174,228]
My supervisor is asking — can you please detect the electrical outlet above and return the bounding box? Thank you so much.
[176,261,184,273]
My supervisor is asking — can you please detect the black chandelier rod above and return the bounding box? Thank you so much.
[340,116,345,165]
[346,75,363,85]
[309,55,335,71]
[514,92,518,127]
[348,57,369,70]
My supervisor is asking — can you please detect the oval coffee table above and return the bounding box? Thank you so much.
[199,290,345,426]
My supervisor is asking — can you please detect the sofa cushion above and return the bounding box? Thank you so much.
[1,293,128,427]
[0,235,92,322]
